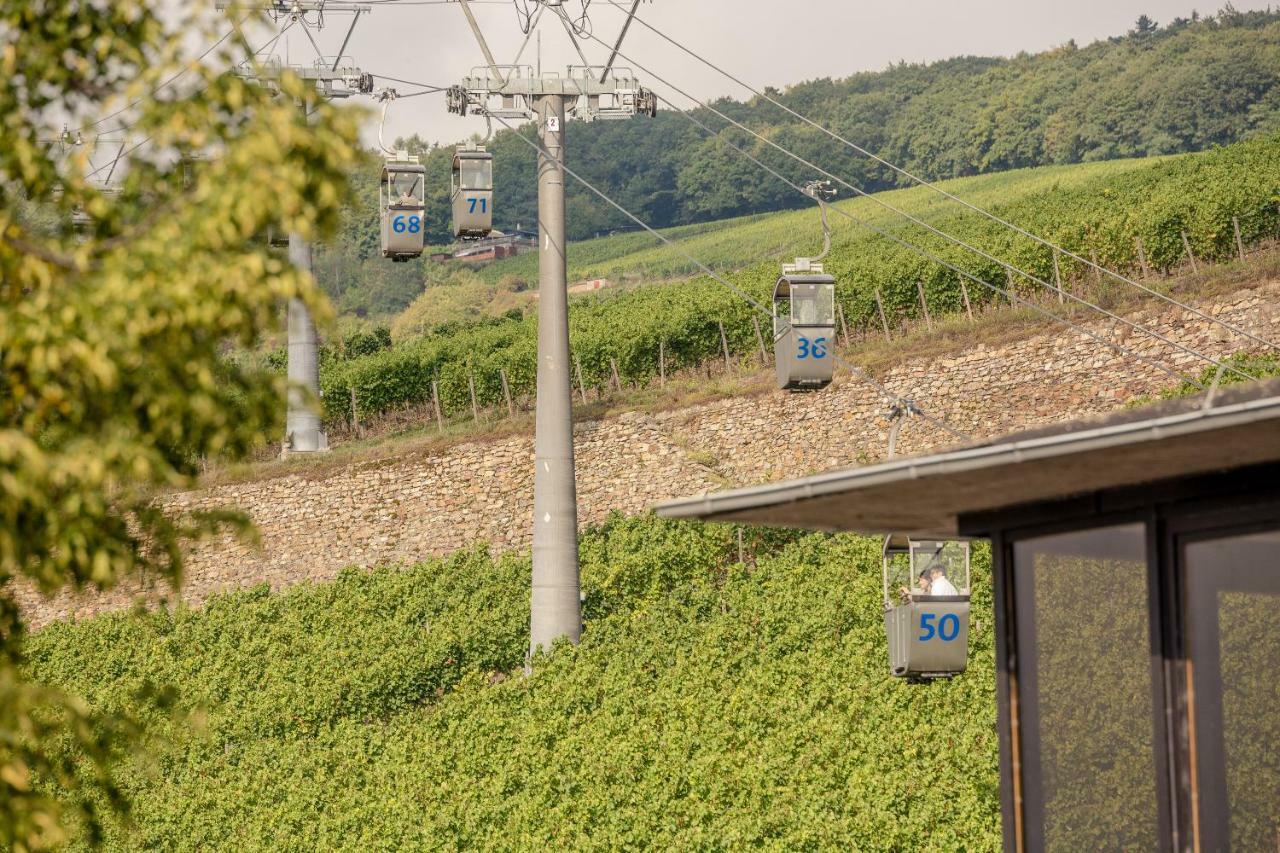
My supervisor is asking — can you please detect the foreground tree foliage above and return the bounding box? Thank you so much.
[0,2,361,847]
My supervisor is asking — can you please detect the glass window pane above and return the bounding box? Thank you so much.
[1185,529,1280,852]
[1013,524,1159,851]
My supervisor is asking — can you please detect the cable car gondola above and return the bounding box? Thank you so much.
[451,144,493,242]
[773,259,836,391]
[878,404,972,681]
[379,154,426,262]
[882,535,972,681]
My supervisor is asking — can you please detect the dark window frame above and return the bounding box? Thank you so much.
[965,462,1280,851]
[1166,504,1280,852]
[991,510,1171,851]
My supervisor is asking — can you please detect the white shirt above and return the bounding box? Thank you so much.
[929,575,959,596]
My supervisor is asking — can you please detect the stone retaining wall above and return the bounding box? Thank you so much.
[14,281,1280,626]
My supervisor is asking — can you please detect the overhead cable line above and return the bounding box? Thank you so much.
[604,0,1280,356]
[369,74,446,92]
[486,111,974,444]
[646,89,1207,392]
[75,22,245,134]
[81,25,300,183]
[577,29,1236,388]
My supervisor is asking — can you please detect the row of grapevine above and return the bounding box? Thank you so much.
[24,516,1000,848]
[322,137,1280,425]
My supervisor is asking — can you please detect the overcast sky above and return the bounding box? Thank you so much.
[236,0,1263,146]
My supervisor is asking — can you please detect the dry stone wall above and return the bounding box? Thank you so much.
[14,281,1280,627]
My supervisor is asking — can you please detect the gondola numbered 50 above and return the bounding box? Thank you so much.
[882,535,972,681]
[773,259,836,391]
[379,154,426,262]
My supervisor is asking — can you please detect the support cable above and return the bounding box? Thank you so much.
[74,22,245,134]
[486,112,973,443]
[577,30,1233,388]
[648,89,1207,391]
[605,1,1280,355]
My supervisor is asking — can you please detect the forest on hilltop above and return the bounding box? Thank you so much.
[358,6,1280,249]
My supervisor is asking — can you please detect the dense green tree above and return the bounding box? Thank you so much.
[0,2,360,847]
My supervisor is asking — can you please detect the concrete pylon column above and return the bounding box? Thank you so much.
[285,233,327,454]
[529,93,581,656]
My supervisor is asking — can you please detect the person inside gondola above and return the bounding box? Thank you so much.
[925,563,959,596]
[900,568,932,601]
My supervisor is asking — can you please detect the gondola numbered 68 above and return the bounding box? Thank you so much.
[774,259,836,391]
[380,154,426,262]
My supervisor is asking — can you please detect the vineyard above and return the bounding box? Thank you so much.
[315,137,1280,427]
[24,515,1000,849]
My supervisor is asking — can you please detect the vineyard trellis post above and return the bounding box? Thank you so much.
[500,368,514,417]
[874,288,891,341]
[1233,216,1246,262]
[1052,249,1065,304]
[574,352,588,404]
[837,303,850,347]
[609,358,622,392]
[959,279,975,323]
[350,386,361,438]
[659,339,666,386]
[468,371,481,423]
[1135,237,1151,279]
[752,316,768,364]
[1182,231,1199,273]
[718,322,731,373]
[916,281,933,331]
[432,379,444,434]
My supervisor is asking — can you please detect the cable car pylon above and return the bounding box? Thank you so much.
[218,0,375,455]
[445,0,656,659]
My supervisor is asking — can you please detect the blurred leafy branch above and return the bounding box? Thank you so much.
[0,1,361,847]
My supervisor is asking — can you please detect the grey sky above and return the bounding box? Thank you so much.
[244,0,1262,146]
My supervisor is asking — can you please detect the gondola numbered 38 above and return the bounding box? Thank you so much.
[451,143,493,242]
[773,259,836,391]
[379,153,426,262]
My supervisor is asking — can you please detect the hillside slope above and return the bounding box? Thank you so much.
[337,6,1280,250]
[322,139,1280,427]
[26,517,1000,850]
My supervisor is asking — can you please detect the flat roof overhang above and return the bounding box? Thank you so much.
[655,383,1280,539]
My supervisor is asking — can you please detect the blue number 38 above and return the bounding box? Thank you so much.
[796,337,828,360]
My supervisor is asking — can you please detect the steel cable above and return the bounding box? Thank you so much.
[603,0,1280,356]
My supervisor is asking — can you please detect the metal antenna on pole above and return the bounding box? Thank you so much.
[447,0,656,657]
[216,0,373,455]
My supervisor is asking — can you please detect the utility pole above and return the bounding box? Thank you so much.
[448,1,655,655]
[217,0,373,455]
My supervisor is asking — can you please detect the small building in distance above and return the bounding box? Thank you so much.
[658,379,1280,852]
[450,229,536,264]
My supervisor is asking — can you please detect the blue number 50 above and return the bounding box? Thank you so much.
[919,613,961,642]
